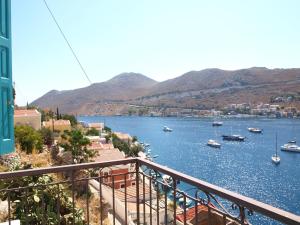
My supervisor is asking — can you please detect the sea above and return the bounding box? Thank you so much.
[78,116,300,224]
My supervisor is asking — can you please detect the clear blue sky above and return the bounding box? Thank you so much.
[11,0,300,105]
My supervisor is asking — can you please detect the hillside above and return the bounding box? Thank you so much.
[32,73,158,114]
[31,68,300,115]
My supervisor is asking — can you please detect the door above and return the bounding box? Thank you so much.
[0,0,14,154]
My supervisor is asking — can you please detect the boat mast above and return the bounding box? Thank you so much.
[275,132,278,157]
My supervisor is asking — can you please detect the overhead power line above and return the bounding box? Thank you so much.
[42,0,92,85]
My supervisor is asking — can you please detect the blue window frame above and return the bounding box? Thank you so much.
[0,0,14,154]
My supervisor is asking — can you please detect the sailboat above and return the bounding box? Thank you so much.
[272,133,280,164]
[207,129,221,148]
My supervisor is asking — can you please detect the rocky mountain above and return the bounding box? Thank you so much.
[31,68,300,115]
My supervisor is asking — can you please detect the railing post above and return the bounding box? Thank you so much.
[124,174,128,225]
[99,176,103,225]
[172,177,177,225]
[240,206,246,225]
[8,191,11,225]
[71,170,75,225]
[112,175,116,225]
[136,160,140,225]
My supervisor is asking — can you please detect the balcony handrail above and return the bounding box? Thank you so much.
[0,157,299,224]
[138,158,300,225]
[0,158,136,179]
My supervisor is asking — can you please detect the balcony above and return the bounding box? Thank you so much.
[0,158,299,225]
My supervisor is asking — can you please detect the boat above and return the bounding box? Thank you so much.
[163,126,173,132]
[162,175,173,186]
[178,197,193,208]
[212,121,223,126]
[281,143,300,152]
[222,135,245,142]
[272,133,280,164]
[207,139,221,148]
[248,127,263,134]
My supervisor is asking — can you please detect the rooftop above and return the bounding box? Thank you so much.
[94,148,126,162]
[14,109,40,117]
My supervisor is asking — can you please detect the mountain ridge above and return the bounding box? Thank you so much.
[31,68,300,115]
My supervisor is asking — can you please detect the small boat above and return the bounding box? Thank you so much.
[144,143,150,147]
[162,175,173,186]
[222,135,245,142]
[272,133,280,164]
[178,197,193,208]
[248,127,263,134]
[272,155,280,164]
[163,126,173,132]
[207,139,221,148]
[281,143,300,152]
[212,121,223,126]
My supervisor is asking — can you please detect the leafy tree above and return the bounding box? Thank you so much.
[39,127,54,147]
[15,125,43,154]
[112,134,141,157]
[61,114,77,126]
[132,136,138,143]
[59,130,94,164]
[128,145,143,157]
[103,126,111,133]
[85,128,99,136]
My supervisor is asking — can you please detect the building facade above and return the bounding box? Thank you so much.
[14,109,42,130]
[0,0,14,155]
[43,119,71,132]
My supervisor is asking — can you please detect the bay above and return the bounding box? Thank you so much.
[79,116,300,223]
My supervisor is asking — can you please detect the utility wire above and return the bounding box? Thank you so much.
[42,0,92,85]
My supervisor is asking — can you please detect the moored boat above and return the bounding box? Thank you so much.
[271,155,280,164]
[163,126,173,132]
[281,143,300,152]
[162,175,173,186]
[207,139,221,148]
[222,135,245,142]
[248,127,263,133]
[212,121,223,126]
[272,133,280,164]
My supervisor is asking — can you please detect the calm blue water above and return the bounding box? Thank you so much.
[79,116,300,223]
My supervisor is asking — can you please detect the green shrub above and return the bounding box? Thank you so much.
[15,125,43,154]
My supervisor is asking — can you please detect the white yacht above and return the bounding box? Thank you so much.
[207,139,221,148]
[163,126,173,132]
[281,143,300,152]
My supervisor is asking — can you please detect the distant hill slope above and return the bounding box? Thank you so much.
[32,73,158,114]
[31,68,300,114]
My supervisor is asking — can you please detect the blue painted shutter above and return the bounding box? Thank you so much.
[0,0,14,154]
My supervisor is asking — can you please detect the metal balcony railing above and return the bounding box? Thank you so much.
[0,158,299,225]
